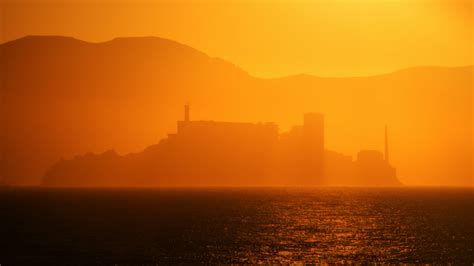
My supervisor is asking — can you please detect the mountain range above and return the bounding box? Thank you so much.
[1,36,472,186]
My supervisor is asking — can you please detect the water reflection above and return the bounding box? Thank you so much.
[0,187,472,264]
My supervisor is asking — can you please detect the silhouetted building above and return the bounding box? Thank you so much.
[277,113,325,185]
[351,126,400,186]
[324,150,355,185]
[303,113,324,184]
[42,105,401,187]
[355,150,398,186]
[163,105,279,185]
[303,113,324,152]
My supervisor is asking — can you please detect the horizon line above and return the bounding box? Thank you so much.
[4,184,474,189]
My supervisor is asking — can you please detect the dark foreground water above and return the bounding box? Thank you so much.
[0,187,473,264]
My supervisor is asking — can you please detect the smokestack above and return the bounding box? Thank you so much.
[184,103,190,122]
[385,125,389,163]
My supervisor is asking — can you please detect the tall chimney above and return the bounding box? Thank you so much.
[184,103,190,122]
[385,125,389,163]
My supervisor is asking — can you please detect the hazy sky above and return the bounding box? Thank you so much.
[1,0,472,77]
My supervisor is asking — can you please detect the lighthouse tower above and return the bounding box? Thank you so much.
[184,103,190,122]
[385,125,389,164]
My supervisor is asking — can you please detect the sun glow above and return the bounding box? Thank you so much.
[1,0,472,186]
[2,0,472,77]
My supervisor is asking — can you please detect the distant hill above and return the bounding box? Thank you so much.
[1,36,472,186]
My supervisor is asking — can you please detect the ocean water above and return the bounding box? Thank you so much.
[0,187,472,264]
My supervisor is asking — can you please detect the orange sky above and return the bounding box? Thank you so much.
[1,0,472,187]
[1,0,472,77]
